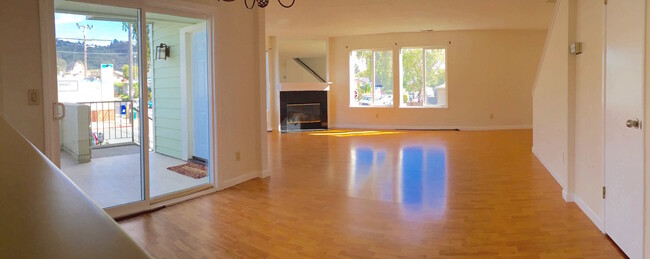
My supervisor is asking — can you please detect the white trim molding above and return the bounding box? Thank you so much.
[562,189,575,202]
[575,195,605,233]
[39,0,60,166]
[532,146,566,188]
[220,171,260,190]
[261,169,270,178]
[330,124,532,131]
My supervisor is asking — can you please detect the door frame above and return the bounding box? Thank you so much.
[600,0,607,234]
[39,0,220,218]
[180,22,207,161]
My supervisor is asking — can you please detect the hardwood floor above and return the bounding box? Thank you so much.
[119,130,625,258]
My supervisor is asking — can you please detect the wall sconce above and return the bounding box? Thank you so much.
[156,43,170,60]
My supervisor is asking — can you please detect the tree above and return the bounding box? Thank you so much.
[122,22,150,101]
[374,51,393,95]
[425,49,445,88]
[121,22,151,70]
[401,48,423,97]
[400,48,446,104]
[56,58,67,74]
[352,50,373,101]
[121,64,138,80]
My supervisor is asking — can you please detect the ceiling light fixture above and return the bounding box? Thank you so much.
[220,0,295,9]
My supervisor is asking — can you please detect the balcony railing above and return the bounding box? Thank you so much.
[77,101,152,149]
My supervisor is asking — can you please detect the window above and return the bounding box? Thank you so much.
[400,48,447,107]
[350,50,393,107]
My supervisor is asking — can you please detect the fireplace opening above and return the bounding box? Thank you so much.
[280,91,328,132]
[287,103,321,125]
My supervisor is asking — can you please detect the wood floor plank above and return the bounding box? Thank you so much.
[119,130,625,258]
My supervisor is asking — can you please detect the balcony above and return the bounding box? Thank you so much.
[59,101,210,208]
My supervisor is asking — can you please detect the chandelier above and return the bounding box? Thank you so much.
[220,0,295,9]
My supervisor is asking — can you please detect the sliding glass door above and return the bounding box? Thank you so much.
[52,0,214,216]
[145,12,212,198]
[54,1,146,209]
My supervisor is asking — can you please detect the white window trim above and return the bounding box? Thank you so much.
[399,46,448,109]
[349,49,394,108]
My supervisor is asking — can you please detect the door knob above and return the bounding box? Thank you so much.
[626,118,640,129]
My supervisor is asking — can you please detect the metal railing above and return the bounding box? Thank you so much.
[132,106,154,150]
[79,101,135,146]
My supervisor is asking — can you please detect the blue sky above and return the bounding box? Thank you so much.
[55,13,129,44]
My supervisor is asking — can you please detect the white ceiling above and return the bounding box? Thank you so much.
[266,0,555,39]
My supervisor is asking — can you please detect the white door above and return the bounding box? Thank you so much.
[190,26,209,160]
[604,0,646,258]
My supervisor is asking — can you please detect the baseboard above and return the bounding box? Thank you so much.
[329,124,532,131]
[261,169,270,178]
[220,170,260,190]
[562,189,575,202]
[531,147,605,234]
[574,195,605,233]
[531,146,566,188]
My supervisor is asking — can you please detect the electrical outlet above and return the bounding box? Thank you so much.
[235,151,240,161]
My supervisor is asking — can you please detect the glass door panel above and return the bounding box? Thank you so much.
[54,1,145,208]
[145,12,212,198]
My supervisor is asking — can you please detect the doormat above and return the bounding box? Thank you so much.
[167,162,207,179]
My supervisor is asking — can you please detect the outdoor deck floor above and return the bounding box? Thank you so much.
[61,145,210,208]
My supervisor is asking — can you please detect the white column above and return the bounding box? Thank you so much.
[268,36,281,132]
[257,9,270,178]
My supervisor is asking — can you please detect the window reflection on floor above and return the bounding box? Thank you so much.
[348,145,447,213]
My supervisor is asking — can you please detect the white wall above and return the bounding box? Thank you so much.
[214,3,265,186]
[574,0,604,229]
[299,57,326,80]
[533,0,645,236]
[279,58,322,83]
[0,0,45,150]
[532,0,569,189]
[329,30,546,130]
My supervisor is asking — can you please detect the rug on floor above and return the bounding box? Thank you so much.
[167,162,207,179]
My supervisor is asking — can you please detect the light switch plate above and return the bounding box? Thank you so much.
[28,89,40,106]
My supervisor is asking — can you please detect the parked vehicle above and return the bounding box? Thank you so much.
[360,95,372,106]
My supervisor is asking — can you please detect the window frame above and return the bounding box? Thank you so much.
[399,46,448,109]
[349,48,395,108]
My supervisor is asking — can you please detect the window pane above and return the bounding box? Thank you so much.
[350,50,372,106]
[55,2,144,208]
[425,49,446,106]
[147,13,212,198]
[401,48,423,106]
[373,51,393,106]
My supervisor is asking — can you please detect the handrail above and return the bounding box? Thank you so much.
[294,58,326,83]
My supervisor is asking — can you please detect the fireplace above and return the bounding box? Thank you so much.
[280,91,328,132]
